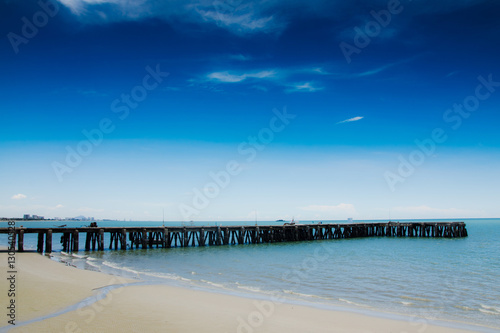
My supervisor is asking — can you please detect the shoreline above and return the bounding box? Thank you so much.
[48,250,500,333]
[1,251,496,332]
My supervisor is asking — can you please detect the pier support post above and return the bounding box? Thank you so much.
[224,227,229,245]
[164,228,170,248]
[141,229,148,249]
[37,232,44,253]
[238,227,244,244]
[183,227,188,247]
[216,227,222,245]
[199,228,205,246]
[99,229,104,251]
[18,229,24,252]
[85,233,90,251]
[121,229,127,249]
[72,230,79,252]
[45,230,52,253]
[148,231,154,248]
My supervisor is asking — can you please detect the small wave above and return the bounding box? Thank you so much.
[454,305,475,311]
[480,304,500,314]
[84,258,101,268]
[400,301,412,306]
[338,298,369,308]
[283,290,324,299]
[401,296,431,302]
[71,254,87,259]
[60,251,70,256]
[190,271,196,275]
[200,280,225,288]
[102,261,141,275]
[141,271,189,282]
[479,309,500,316]
[236,285,263,293]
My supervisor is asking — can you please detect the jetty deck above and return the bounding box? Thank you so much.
[0,222,467,253]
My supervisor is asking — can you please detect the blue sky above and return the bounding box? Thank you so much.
[1,0,499,221]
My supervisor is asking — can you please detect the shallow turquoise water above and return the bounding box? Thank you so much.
[4,218,500,329]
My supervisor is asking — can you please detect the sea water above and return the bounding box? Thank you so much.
[4,218,500,330]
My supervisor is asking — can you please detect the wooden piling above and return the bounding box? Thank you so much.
[199,228,205,246]
[18,229,24,252]
[99,229,104,251]
[121,229,127,249]
[141,229,148,249]
[183,227,189,247]
[37,232,44,253]
[72,230,79,252]
[46,229,52,253]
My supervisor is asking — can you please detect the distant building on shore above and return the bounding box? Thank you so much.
[23,214,45,220]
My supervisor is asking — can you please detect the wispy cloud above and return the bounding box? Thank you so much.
[196,6,274,33]
[286,82,323,93]
[57,0,279,34]
[336,116,363,124]
[207,70,276,83]
[203,67,326,93]
[352,56,421,78]
[11,194,27,200]
[58,0,127,16]
[56,0,495,37]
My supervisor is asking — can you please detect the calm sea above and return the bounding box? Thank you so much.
[4,218,500,330]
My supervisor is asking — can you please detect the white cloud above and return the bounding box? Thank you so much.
[300,203,357,216]
[196,7,274,33]
[336,116,363,124]
[207,70,276,83]
[56,0,494,37]
[200,66,328,92]
[57,0,124,15]
[287,82,324,93]
[353,56,420,78]
[207,72,245,83]
[11,194,27,200]
[56,0,279,34]
[311,67,329,75]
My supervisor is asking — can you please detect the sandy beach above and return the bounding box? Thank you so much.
[0,251,484,333]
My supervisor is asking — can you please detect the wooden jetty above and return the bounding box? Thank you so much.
[0,222,467,254]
